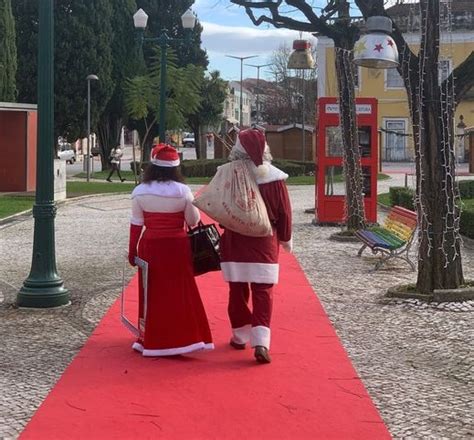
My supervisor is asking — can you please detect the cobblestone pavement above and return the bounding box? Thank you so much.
[1,183,473,439]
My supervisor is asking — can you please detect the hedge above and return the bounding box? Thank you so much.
[458,180,474,199]
[389,186,415,210]
[460,200,474,239]
[386,185,474,239]
[133,159,313,178]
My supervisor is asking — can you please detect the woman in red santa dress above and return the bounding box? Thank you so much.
[220,129,292,364]
[128,144,213,356]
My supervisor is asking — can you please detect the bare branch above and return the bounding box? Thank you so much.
[230,0,340,39]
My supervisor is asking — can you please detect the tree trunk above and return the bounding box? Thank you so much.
[414,0,464,293]
[200,125,208,160]
[97,114,122,171]
[334,40,366,231]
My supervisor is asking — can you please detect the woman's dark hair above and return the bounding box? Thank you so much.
[142,163,184,184]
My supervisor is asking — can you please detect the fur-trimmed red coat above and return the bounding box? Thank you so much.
[220,164,292,284]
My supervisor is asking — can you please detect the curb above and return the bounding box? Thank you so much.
[0,192,131,226]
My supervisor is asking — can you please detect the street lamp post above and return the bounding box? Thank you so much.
[86,74,99,182]
[17,0,69,308]
[245,63,271,125]
[226,55,258,127]
[133,8,196,144]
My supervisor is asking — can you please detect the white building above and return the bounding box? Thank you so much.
[223,82,253,127]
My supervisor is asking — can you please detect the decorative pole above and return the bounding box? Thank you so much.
[133,8,196,144]
[226,55,258,127]
[246,63,271,125]
[18,0,69,308]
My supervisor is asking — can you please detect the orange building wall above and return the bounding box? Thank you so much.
[26,112,37,191]
[0,110,37,192]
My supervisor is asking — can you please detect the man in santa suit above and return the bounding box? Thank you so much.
[220,128,292,364]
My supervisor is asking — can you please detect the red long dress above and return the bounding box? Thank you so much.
[130,182,213,357]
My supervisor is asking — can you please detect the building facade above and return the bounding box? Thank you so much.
[316,3,474,162]
[223,81,253,128]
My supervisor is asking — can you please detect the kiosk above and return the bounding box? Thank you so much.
[316,97,378,224]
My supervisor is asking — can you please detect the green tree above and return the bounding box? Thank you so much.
[13,1,114,141]
[97,0,139,170]
[54,0,114,141]
[0,0,17,101]
[187,70,228,159]
[124,48,203,164]
[11,0,37,103]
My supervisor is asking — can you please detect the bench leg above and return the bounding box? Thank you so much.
[373,251,416,272]
[357,244,368,257]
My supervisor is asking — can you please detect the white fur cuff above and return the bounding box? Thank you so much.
[250,325,271,349]
[232,324,251,344]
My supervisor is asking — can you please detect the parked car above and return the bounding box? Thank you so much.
[57,145,76,164]
[182,134,195,148]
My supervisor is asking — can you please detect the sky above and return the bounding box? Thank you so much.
[192,1,400,81]
[192,0,322,81]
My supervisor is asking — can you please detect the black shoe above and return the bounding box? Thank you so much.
[229,339,246,350]
[106,178,112,182]
[254,346,271,364]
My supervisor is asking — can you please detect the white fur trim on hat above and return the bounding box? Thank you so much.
[150,158,180,167]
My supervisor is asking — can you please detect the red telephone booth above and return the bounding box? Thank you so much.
[315,97,378,224]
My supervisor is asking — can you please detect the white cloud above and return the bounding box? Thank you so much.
[201,21,316,57]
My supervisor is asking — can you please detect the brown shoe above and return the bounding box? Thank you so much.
[229,339,246,350]
[254,346,271,364]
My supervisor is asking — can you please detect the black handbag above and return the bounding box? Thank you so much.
[187,221,221,276]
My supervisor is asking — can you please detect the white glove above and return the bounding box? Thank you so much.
[280,239,293,253]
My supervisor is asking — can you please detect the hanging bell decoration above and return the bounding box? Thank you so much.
[287,40,315,70]
[353,16,399,69]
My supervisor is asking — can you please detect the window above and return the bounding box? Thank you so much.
[353,65,359,88]
[384,119,408,161]
[439,59,451,82]
[325,126,343,157]
[386,68,404,88]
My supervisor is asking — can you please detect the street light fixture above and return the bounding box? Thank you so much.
[225,55,258,127]
[86,74,99,182]
[133,8,196,144]
[18,0,69,308]
[245,63,271,125]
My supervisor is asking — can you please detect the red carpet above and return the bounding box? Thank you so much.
[20,252,390,440]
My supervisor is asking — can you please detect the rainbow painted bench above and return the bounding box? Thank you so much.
[355,206,417,271]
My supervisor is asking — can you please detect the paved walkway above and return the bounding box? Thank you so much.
[0,181,473,439]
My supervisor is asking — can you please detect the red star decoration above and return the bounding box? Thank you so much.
[374,43,384,52]
[387,39,394,47]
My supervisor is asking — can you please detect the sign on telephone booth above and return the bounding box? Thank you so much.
[316,97,378,224]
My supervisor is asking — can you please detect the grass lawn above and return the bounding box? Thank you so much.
[378,192,391,207]
[73,172,390,186]
[67,181,136,197]
[0,196,35,219]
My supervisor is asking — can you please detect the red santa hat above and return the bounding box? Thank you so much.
[236,129,269,176]
[150,144,180,167]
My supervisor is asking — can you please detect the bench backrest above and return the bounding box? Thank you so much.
[383,206,417,242]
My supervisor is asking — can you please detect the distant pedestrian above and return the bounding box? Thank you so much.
[106,146,125,182]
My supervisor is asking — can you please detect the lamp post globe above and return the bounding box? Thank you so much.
[133,8,148,29]
[181,9,196,29]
